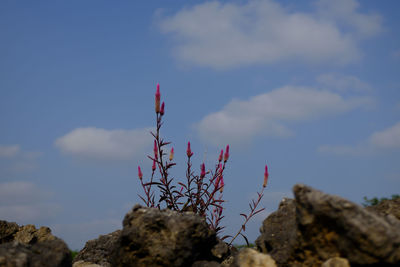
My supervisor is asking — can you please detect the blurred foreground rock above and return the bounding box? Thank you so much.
[0,220,71,267]
[110,204,219,266]
[256,184,400,266]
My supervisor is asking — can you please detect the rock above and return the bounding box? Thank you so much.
[232,248,276,267]
[73,230,120,267]
[72,260,103,267]
[0,240,71,267]
[321,257,350,267]
[0,221,19,244]
[110,204,218,267]
[14,224,56,244]
[192,260,221,267]
[255,198,298,265]
[366,197,400,220]
[0,220,72,267]
[293,184,400,265]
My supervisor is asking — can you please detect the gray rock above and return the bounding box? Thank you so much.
[255,198,298,265]
[366,197,400,220]
[0,220,71,267]
[0,240,71,267]
[293,184,400,265]
[110,204,218,267]
[73,230,120,267]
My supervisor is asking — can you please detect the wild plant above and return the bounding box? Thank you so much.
[137,84,269,245]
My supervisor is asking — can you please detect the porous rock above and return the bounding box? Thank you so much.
[0,220,71,267]
[73,230,120,267]
[255,198,298,265]
[293,184,400,265]
[232,248,276,267]
[110,204,218,267]
[321,257,350,267]
[366,197,400,220]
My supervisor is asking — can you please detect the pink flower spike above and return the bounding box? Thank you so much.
[263,164,269,188]
[160,102,165,116]
[152,159,156,171]
[200,163,206,178]
[155,83,161,113]
[169,147,174,161]
[219,176,225,193]
[138,166,143,180]
[187,142,193,157]
[153,140,158,160]
[218,149,223,162]
[224,145,230,162]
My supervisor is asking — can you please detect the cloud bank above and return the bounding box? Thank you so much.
[195,86,372,146]
[159,0,382,69]
[55,127,153,160]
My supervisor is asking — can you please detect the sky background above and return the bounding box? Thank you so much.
[1,0,400,250]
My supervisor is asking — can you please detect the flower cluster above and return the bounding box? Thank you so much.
[138,84,269,244]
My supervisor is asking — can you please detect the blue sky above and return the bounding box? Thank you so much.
[1,0,400,250]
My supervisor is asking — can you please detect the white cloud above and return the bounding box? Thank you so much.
[369,122,400,149]
[195,86,372,145]
[316,73,373,93]
[0,145,20,158]
[159,0,382,69]
[0,181,60,224]
[319,121,400,155]
[55,127,153,160]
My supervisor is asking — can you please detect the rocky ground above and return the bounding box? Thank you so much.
[1,184,399,266]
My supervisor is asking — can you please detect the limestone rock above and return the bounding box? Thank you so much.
[0,221,19,244]
[293,184,400,265]
[232,248,276,267]
[110,204,218,267]
[0,220,71,267]
[0,240,71,267]
[366,197,400,220]
[255,198,298,265]
[321,257,350,267]
[72,260,103,267]
[73,230,120,267]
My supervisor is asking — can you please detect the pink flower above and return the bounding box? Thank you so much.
[138,166,143,180]
[160,102,165,116]
[152,159,156,171]
[224,145,229,162]
[187,142,193,157]
[154,140,158,160]
[200,163,206,178]
[169,147,174,161]
[219,176,225,193]
[218,149,223,162]
[155,83,161,113]
[263,164,269,188]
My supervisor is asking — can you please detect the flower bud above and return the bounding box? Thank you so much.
[138,166,143,180]
[169,147,174,161]
[200,163,206,178]
[263,164,269,188]
[218,149,223,162]
[155,83,161,113]
[187,142,193,157]
[160,102,165,116]
[224,145,229,162]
